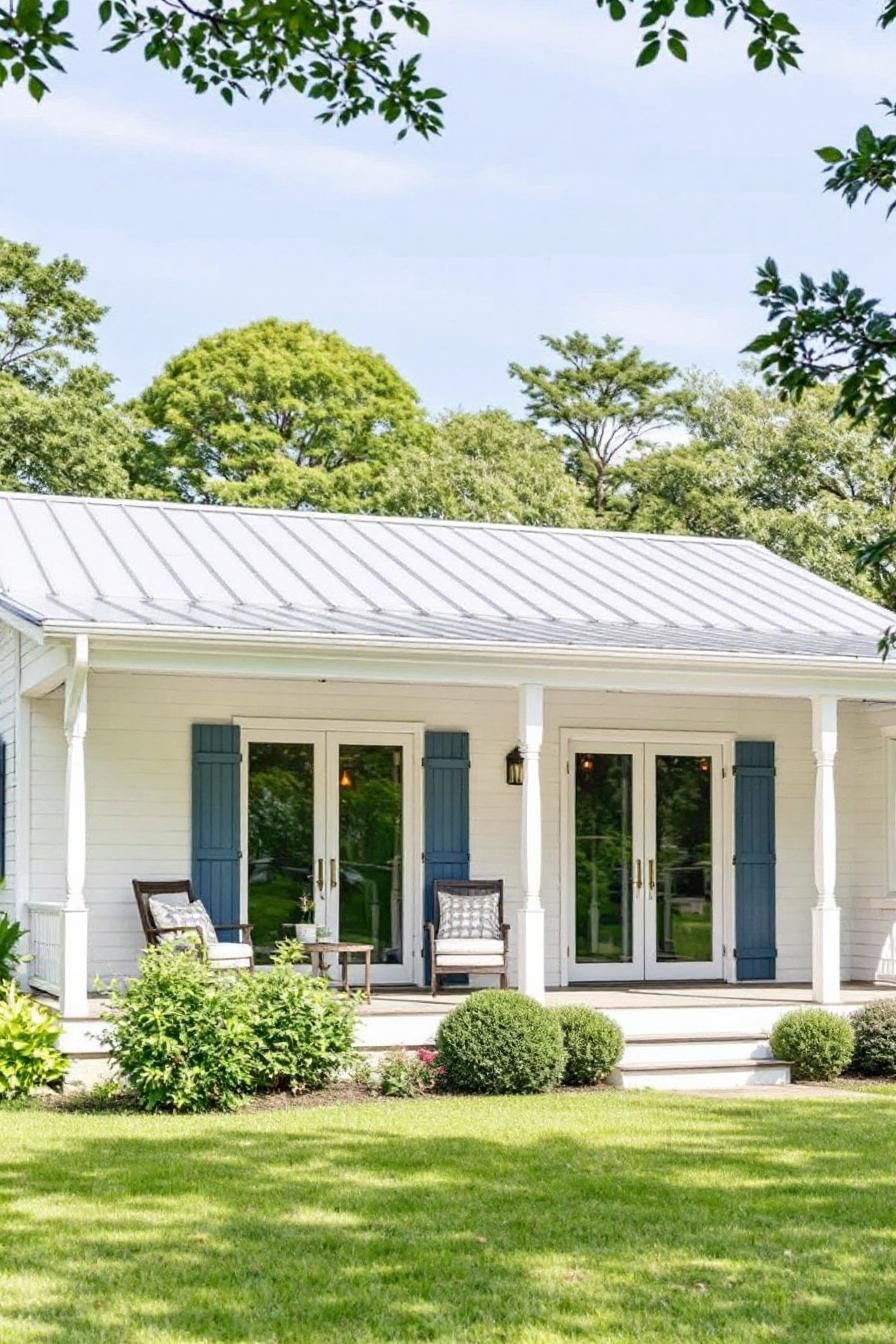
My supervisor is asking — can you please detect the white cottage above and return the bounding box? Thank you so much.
[4,491,896,1086]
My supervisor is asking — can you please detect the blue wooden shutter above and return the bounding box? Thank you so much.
[192,724,240,941]
[0,737,6,882]
[735,741,776,981]
[423,731,470,981]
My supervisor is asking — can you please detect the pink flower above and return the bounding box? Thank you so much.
[417,1048,437,1065]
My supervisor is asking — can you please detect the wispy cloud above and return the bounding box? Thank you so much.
[0,91,429,198]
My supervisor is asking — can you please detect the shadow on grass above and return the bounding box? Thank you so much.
[2,1093,896,1343]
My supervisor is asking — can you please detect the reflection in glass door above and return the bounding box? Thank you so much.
[245,729,414,983]
[570,745,644,982]
[247,739,323,965]
[645,747,722,979]
[568,739,723,983]
[336,744,404,967]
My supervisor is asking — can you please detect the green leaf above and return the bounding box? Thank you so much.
[816,146,845,164]
[636,39,661,66]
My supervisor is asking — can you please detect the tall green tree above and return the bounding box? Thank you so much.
[0,364,136,497]
[0,237,106,390]
[373,409,594,526]
[509,332,690,514]
[132,318,430,508]
[614,380,896,606]
[0,235,141,497]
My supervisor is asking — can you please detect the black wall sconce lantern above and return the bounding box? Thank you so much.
[505,746,524,786]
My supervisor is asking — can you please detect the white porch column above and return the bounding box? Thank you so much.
[811,695,840,1004]
[516,684,545,1002]
[60,636,89,1018]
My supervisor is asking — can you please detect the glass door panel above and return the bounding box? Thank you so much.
[645,746,722,980]
[247,740,320,964]
[570,745,644,982]
[336,744,404,965]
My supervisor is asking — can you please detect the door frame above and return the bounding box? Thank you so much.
[237,717,425,984]
[559,727,735,988]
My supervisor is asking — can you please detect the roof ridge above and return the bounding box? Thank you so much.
[0,491,755,545]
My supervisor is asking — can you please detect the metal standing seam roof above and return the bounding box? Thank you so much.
[0,491,892,661]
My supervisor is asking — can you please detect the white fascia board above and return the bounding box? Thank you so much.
[0,597,45,642]
[78,630,896,700]
[19,639,71,698]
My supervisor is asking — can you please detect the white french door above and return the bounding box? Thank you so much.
[241,727,416,984]
[566,738,724,983]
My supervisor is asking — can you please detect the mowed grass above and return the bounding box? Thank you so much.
[2,1090,896,1343]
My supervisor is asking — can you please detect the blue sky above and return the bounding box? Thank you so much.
[0,0,892,414]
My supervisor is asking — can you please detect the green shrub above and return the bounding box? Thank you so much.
[104,944,253,1113]
[850,1000,896,1076]
[236,966,356,1093]
[553,1006,624,1085]
[377,1048,442,1098]
[0,915,28,983]
[769,1008,854,1082]
[0,981,67,1100]
[435,990,566,1094]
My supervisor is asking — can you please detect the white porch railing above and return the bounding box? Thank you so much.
[27,902,63,996]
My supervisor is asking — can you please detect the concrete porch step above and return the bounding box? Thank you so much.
[622,1033,774,1066]
[610,1058,791,1090]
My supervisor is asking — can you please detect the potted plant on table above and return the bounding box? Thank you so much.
[293,891,317,945]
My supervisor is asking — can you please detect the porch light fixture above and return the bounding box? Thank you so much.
[505,746,524,786]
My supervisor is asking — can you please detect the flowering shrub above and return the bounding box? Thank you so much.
[377,1047,443,1097]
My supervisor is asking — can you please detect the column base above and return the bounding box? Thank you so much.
[60,905,89,1019]
[516,905,545,1003]
[811,903,840,1004]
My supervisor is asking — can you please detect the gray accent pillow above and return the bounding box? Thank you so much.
[149,896,218,945]
[438,889,500,940]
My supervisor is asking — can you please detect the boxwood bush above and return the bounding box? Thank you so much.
[435,990,566,1094]
[552,1006,624,1085]
[850,1000,896,1076]
[0,981,67,1100]
[769,1008,854,1082]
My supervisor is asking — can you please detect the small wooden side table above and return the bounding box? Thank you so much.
[305,941,374,1000]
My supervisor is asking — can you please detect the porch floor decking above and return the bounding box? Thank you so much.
[360,981,896,1015]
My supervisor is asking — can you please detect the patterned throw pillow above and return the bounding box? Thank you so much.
[437,889,500,940]
[148,897,218,946]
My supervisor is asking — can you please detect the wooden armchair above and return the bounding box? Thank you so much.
[132,879,255,971]
[425,879,509,997]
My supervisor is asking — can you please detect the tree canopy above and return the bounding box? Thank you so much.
[132,318,430,507]
[0,237,106,391]
[611,378,896,607]
[510,333,690,514]
[373,409,594,527]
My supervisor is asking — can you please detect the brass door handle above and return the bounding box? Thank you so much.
[330,858,338,888]
[648,859,655,893]
[316,859,324,892]
[635,859,642,892]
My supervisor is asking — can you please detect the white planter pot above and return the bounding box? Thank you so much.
[294,923,317,943]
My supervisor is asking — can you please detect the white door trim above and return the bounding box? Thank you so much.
[238,719,424,984]
[559,727,735,987]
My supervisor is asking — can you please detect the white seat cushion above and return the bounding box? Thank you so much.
[149,896,218,945]
[206,943,253,970]
[434,953,505,968]
[436,937,505,957]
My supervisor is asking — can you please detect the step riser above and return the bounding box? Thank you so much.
[611,1064,791,1090]
[622,1040,773,1066]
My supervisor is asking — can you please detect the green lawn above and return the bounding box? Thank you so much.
[2,1090,895,1343]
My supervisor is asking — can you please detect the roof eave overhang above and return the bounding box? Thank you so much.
[28,617,896,696]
